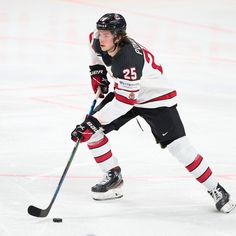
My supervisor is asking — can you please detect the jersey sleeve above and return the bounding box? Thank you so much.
[88,31,104,66]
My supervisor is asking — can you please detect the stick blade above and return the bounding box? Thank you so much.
[28,205,48,217]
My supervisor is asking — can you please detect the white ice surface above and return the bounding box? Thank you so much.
[0,0,236,235]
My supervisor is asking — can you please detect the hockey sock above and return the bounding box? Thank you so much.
[167,136,218,191]
[87,130,118,172]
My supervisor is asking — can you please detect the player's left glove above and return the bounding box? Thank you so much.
[71,115,101,143]
[89,64,110,98]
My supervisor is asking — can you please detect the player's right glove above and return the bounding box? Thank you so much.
[89,64,110,98]
[71,115,101,143]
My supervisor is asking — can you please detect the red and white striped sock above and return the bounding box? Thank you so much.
[167,136,218,191]
[87,132,118,172]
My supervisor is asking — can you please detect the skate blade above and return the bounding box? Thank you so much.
[92,188,123,201]
[220,200,236,213]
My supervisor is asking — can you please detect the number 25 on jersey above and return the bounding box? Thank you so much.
[123,67,137,80]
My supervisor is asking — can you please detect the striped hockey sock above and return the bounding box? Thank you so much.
[185,154,213,184]
[167,136,218,190]
[87,133,118,172]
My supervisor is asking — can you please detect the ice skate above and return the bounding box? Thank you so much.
[92,166,123,201]
[208,183,236,213]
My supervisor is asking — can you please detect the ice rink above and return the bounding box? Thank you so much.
[0,0,236,235]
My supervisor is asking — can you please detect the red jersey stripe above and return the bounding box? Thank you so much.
[95,150,112,163]
[115,93,137,105]
[186,155,203,172]
[197,167,212,183]
[139,91,177,104]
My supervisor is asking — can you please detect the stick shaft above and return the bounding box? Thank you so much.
[28,88,101,217]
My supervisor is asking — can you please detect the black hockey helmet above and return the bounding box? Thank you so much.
[96,13,126,34]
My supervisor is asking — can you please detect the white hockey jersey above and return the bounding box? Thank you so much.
[89,31,177,125]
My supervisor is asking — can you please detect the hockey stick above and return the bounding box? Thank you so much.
[28,88,101,217]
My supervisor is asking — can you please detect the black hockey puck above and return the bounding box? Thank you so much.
[53,218,63,223]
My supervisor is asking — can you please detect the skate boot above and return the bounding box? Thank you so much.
[208,183,236,213]
[92,166,124,201]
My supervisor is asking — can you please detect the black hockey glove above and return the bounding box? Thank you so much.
[90,64,110,98]
[71,115,101,143]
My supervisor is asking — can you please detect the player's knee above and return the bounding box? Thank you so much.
[159,139,175,149]
[166,136,198,166]
[159,135,185,149]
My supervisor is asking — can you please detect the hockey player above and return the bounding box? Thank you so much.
[71,13,235,213]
